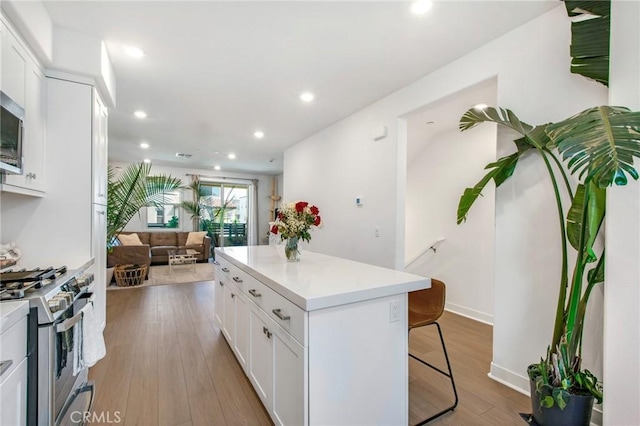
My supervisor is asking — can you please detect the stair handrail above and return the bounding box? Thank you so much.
[404,237,445,270]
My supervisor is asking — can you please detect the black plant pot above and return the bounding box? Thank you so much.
[529,378,594,426]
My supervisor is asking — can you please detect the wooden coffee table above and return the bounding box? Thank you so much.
[168,249,199,274]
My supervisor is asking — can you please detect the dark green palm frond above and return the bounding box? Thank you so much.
[547,106,640,187]
[564,0,610,86]
[457,153,520,224]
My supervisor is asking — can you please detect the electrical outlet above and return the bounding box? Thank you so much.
[390,300,400,322]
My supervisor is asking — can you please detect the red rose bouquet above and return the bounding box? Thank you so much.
[270,201,322,243]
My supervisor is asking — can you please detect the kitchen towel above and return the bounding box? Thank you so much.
[81,301,106,367]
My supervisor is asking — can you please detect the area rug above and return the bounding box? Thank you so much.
[107,262,215,290]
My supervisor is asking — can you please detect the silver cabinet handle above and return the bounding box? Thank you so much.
[0,360,13,376]
[262,327,272,339]
[233,277,242,283]
[213,261,220,265]
[221,267,230,273]
[98,193,105,197]
[218,281,224,287]
[272,308,290,321]
[248,289,261,298]
[231,293,235,299]
[97,211,105,215]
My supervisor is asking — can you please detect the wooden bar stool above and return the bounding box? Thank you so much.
[409,279,459,425]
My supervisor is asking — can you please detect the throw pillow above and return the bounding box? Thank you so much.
[118,233,143,246]
[186,231,207,246]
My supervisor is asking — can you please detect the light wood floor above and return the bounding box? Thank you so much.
[89,281,529,426]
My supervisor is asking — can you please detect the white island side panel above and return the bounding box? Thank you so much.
[216,246,430,311]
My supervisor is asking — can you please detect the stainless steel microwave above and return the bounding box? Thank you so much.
[0,90,24,175]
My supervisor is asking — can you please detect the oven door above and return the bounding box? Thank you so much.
[52,293,95,425]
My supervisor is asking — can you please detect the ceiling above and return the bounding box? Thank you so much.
[43,1,557,175]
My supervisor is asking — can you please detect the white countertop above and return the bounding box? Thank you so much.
[216,246,430,311]
[0,301,29,334]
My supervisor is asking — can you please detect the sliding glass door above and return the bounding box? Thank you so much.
[199,182,249,248]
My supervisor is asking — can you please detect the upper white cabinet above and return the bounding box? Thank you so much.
[1,20,27,107]
[1,18,47,196]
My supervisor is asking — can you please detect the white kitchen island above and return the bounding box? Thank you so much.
[214,246,430,426]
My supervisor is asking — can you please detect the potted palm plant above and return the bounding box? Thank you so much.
[457,105,640,425]
[106,162,182,282]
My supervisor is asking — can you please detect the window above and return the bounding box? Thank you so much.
[146,190,180,228]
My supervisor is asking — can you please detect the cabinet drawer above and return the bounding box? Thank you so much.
[262,284,306,346]
[0,316,27,385]
[216,257,233,281]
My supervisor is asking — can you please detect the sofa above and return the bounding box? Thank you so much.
[107,231,212,269]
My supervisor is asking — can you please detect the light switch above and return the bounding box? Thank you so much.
[356,197,363,206]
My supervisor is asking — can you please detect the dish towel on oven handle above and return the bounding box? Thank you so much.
[72,298,106,375]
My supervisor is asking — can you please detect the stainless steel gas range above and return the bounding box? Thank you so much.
[0,262,95,426]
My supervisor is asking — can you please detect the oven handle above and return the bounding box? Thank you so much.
[55,293,94,333]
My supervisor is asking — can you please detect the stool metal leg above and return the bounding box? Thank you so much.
[409,322,459,425]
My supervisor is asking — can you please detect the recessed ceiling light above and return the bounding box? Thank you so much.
[123,45,145,58]
[143,158,151,164]
[214,165,221,171]
[300,92,315,103]
[411,0,433,15]
[140,142,150,149]
[134,110,147,119]
[473,103,488,110]
[228,153,236,160]
[254,130,265,139]
[213,151,220,154]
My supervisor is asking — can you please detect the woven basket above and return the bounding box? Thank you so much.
[114,264,147,287]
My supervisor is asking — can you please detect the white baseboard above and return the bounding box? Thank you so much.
[445,302,493,325]
[488,363,603,426]
[488,362,530,395]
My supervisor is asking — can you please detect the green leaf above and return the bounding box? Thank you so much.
[564,0,610,86]
[553,388,568,410]
[547,106,640,187]
[459,107,533,135]
[541,396,554,409]
[566,183,606,262]
[457,153,519,224]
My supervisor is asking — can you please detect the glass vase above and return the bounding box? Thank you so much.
[285,237,300,262]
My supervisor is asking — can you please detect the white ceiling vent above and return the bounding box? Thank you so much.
[175,153,192,159]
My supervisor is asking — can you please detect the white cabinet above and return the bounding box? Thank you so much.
[1,19,47,196]
[1,20,27,106]
[0,358,27,426]
[272,328,305,426]
[0,301,29,426]
[218,276,250,373]
[216,259,307,426]
[215,246,425,426]
[248,305,305,426]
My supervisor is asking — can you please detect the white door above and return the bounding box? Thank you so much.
[272,331,306,426]
[0,358,27,426]
[213,279,225,328]
[249,308,273,411]
[233,291,250,373]
[222,281,235,344]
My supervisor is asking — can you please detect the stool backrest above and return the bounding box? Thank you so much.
[408,279,446,327]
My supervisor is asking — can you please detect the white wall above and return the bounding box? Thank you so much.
[406,125,496,324]
[110,162,275,245]
[284,4,608,399]
[604,2,640,425]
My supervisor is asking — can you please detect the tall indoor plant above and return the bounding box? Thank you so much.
[457,105,640,424]
[107,162,182,249]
